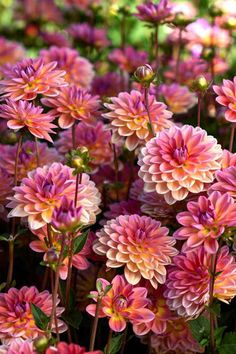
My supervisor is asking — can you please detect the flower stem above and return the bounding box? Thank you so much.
[6,237,14,289]
[197,93,202,127]
[144,87,155,137]
[229,124,235,152]
[209,253,217,354]
[119,325,128,354]
[35,136,40,166]
[13,133,23,186]
[65,232,75,312]
[154,24,159,70]
[105,329,113,354]
[49,235,66,339]
[74,173,82,208]
[175,28,183,82]
[112,143,119,201]
[89,296,102,351]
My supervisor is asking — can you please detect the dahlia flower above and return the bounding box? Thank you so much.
[1,340,34,354]
[0,100,56,142]
[174,191,236,253]
[40,32,70,48]
[138,125,222,204]
[108,46,148,74]
[133,287,174,336]
[0,141,60,181]
[158,83,197,114]
[30,226,93,279]
[86,275,154,332]
[51,196,83,232]
[0,286,66,344]
[0,37,25,68]
[46,342,101,354]
[15,0,62,23]
[0,58,67,101]
[68,23,110,48]
[103,90,173,151]
[102,200,141,224]
[213,77,236,122]
[210,166,236,197]
[93,214,177,288]
[42,86,100,129]
[55,122,113,171]
[221,149,236,169]
[40,46,94,89]
[0,167,13,217]
[135,0,173,24]
[151,318,204,353]
[7,162,101,230]
[164,246,236,317]
[91,72,123,98]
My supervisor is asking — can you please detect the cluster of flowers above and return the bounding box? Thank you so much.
[0,0,236,353]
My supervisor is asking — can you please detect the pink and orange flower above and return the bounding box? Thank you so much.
[46,342,101,354]
[210,166,236,198]
[108,46,148,74]
[138,125,222,204]
[86,275,154,332]
[213,77,236,122]
[93,214,177,288]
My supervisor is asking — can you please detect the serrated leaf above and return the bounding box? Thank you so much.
[73,230,89,254]
[219,332,236,354]
[30,303,50,331]
[62,309,82,330]
[104,333,123,354]
[189,316,210,346]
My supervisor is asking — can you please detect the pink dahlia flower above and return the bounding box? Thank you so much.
[0,167,13,214]
[86,275,154,332]
[0,141,61,181]
[0,100,56,142]
[0,58,67,101]
[7,162,101,230]
[93,215,177,288]
[164,246,236,317]
[68,23,110,48]
[0,36,25,68]
[0,286,66,344]
[135,0,173,24]
[213,77,236,122]
[30,226,93,279]
[108,46,148,74]
[40,46,94,89]
[103,90,173,151]
[210,166,236,197]
[174,191,236,253]
[158,83,197,114]
[221,149,236,169]
[40,32,70,48]
[133,287,174,336]
[55,121,113,171]
[101,200,141,225]
[151,317,204,353]
[1,340,34,354]
[138,125,222,204]
[91,72,123,98]
[46,342,101,354]
[42,86,100,129]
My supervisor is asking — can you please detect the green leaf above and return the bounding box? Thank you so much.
[104,284,113,295]
[104,333,124,354]
[215,326,227,348]
[73,230,89,254]
[62,309,82,330]
[0,234,9,241]
[60,281,75,311]
[0,282,6,291]
[219,332,236,354]
[30,303,50,331]
[189,316,210,346]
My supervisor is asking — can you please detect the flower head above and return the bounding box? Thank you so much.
[221,149,236,169]
[0,58,67,101]
[135,0,173,24]
[7,162,101,230]
[108,46,148,74]
[158,83,197,114]
[91,72,123,98]
[56,122,113,172]
[0,286,66,344]
[68,23,110,48]
[42,86,100,129]
[213,77,236,122]
[0,141,60,181]
[0,100,56,142]
[93,215,177,288]
[164,246,236,317]
[210,166,236,197]
[138,125,222,204]
[1,339,34,354]
[0,37,25,68]
[51,196,83,232]
[46,342,101,354]
[174,191,236,253]
[103,90,173,151]
[86,275,154,332]
[40,46,94,89]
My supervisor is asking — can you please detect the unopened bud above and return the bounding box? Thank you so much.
[34,335,49,352]
[45,248,58,264]
[71,156,85,170]
[190,76,210,93]
[223,17,236,30]
[134,64,155,85]
[209,5,223,18]
[80,146,89,154]
[172,13,194,27]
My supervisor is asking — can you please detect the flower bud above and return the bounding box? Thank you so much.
[172,13,194,27]
[34,335,49,352]
[45,248,58,264]
[134,64,155,85]
[71,156,84,170]
[208,5,223,18]
[190,76,210,93]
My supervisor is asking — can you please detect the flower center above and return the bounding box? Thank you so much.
[113,295,128,312]
[198,203,215,226]
[173,145,188,164]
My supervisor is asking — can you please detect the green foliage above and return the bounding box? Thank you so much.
[218,332,236,354]
[73,229,89,254]
[30,303,50,331]
[104,333,124,354]
[62,309,82,330]
[189,316,210,347]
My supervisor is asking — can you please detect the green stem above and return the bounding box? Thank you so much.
[209,253,217,354]
[175,28,183,82]
[65,233,75,312]
[105,329,113,354]
[154,24,159,69]
[89,297,102,351]
[144,87,155,137]
[197,93,202,127]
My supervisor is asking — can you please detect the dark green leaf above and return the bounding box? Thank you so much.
[30,303,50,331]
[73,230,89,254]
[219,332,236,354]
[96,279,103,293]
[0,234,9,241]
[0,282,6,291]
[189,316,210,346]
[62,309,82,330]
[104,284,113,295]
[104,333,124,354]
[215,326,227,348]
